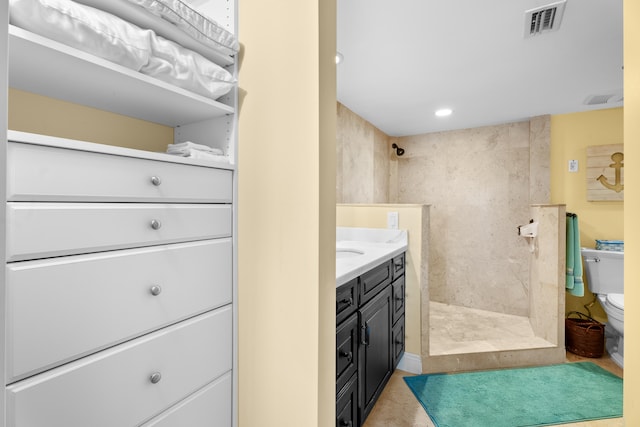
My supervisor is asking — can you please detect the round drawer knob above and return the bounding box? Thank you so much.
[149,372,162,384]
[150,219,162,230]
[150,176,162,186]
[150,285,162,296]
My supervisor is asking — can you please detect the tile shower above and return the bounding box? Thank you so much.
[337,103,566,372]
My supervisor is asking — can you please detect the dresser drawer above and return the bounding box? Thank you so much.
[392,275,405,326]
[141,372,232,427]
[7,308,232,427]
[7,141,232,203]
[336,373,358,427]
[392,315,405,369]
[336,278,358,325]
[392,252,405,280]
[336,312,358,394]
[360,259,392,305]
[6,239,232,381]
[6,203,232,261]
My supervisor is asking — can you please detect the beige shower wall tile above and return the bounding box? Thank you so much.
[529,204,566,343]
[388,146,399,202]
[343,111,373,202]
[530,115,551,204]
[373,127,390,203]
[507,120,532,148]
[336,104,344,203]
[337,102,390,203]
[425,201,531,316]
[336,107,554,327]
[396,121,534,317]
[396,157,446,203]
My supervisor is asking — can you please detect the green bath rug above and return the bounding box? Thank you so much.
[404,362,622,427]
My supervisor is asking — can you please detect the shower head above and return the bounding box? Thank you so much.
[392,143,405,156]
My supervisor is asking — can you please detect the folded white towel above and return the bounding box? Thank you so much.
[167,149,228,162]
[167,141,224,155]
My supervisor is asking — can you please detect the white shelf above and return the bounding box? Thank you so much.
[8,25,234,128]
[7,130,234,170]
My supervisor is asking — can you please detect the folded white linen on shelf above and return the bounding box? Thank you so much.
[9,0,152,71]
[166,141,227,161]
[123,0,239,55]
[10,0,236,100]
[74,0,238,59]
[142,31,235,100]
[167,150,227,161]
[167,141,224,155]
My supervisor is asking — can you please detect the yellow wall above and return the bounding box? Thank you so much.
[550,107,623,320]
[8,88,173,151]
[337,204,427,358]
[623,0,639,422]
[237,1,336,426]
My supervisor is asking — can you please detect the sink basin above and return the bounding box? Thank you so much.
[336,248,365,259]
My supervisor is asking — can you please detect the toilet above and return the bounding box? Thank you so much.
[581,248,624,368]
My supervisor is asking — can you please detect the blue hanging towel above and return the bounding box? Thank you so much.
[566,214,584,296]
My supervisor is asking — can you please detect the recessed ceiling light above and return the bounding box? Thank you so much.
[335,52,344,64]
[435,108,453,117]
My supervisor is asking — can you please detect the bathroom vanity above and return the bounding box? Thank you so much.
[335,228,407,427]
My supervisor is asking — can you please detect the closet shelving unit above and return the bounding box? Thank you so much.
[1,1,238,425]
[9,25,235,128]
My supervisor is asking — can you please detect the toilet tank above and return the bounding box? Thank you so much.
[581,248,624,294]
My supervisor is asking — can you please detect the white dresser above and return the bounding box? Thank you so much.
[4,132,235,426]
[1,1,238,425]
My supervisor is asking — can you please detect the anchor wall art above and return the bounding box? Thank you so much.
[587,143,624,201]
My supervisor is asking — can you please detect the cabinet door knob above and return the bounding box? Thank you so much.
[150,219,162,230]
[149,372,162,384]
[339,350,353,363]
[150,285,162,296]
[150,176,162,186]
[339,297,353,306]
[340,420,352,427]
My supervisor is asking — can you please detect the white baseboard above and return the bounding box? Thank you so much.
[397,352,422,374]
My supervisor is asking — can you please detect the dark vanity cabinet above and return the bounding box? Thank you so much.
[336,253,405,427]
[359,286,392,420]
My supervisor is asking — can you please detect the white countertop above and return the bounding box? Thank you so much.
[336,227,408,287]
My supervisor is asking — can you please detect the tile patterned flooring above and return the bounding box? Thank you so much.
[429,302,554,355]
[363,302,624,427]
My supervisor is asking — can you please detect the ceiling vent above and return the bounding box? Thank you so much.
[524,0,567,38]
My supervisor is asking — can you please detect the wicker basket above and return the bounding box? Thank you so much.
[565,311,605,358]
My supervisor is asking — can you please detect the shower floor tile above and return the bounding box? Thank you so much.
[429,301,555,355]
